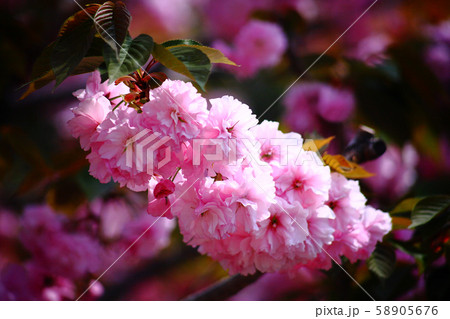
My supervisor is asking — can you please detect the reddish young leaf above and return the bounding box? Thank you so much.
[94,1,131,57]
[58,4,100,37]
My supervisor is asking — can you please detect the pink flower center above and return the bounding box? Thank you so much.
[270,216,279,228]
[327,201,337,210]
[293,179,304,190]
[261,149,273,161]
[226,121,239,133]
[171,109,186,123]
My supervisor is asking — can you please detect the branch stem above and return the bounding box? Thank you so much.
[183,271,263,301]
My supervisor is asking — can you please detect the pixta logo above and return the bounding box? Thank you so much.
[125,129,171,175]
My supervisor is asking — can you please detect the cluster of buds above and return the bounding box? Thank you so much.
[113,59,168,112]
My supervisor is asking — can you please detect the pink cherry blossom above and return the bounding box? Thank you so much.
[199,234,256,275]
[274,151,331,209]
[353,205,392,260]
[176,178,236,242]
[250,120,303,167]
[68,95,111,150]
[226,166,276,233]
[140,80,208,147]
[205,95,258,140]
[89,106,180,191]
[307,173,368,269]
[251,198,308,272]
[68,70,128,150]
[188,95,258,177]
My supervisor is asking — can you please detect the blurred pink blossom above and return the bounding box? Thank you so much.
[20,205,101,279]
[214,20,288,78]
[283,82,355,133]
[363,144,419,200]
[424,20,450,82]
[203,0,261,40]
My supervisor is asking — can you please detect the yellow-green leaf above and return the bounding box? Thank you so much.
[391,197,422,215]
[20,56,104,99]
[162,40,237,66]
[152,43,193,79]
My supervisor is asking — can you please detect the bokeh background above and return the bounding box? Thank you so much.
[1,0,450,300]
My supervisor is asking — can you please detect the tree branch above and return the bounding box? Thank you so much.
[98,245,198,300]
[183,271,263,301]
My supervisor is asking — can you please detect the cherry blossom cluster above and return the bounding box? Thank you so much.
[67,71,391,275]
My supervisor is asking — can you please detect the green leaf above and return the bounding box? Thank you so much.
[98,63,109,82]
[104,34,154,81]
[152,43,194,79]
[163,41,237,66]
[72,56,104,75]
[21,5,108,98]
[162,39,202,47]
[165,46,211,90]
[29,42,55,81]
[94,1,131,58]
[184,45,237,66]
[157,42,228,88]
[368,243,396,279]
[19,42,56,99]
[391,197,422,215]
[86,36,106,57]
[409,195,450,229]
[51,8,97,86]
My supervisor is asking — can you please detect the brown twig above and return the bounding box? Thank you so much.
[183,271,263,301]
